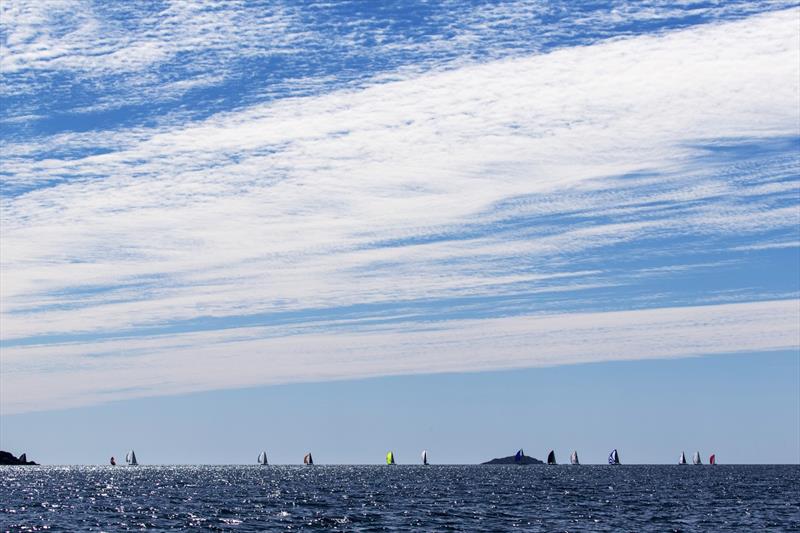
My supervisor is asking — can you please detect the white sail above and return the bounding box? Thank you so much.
[570,451,579,465]
[258,451,268,465]
[127,450,137,465]
[693,451,702,465]
[679,451,687,465]
[422,450,428,465]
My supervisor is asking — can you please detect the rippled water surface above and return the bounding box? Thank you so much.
[1,465,798,531]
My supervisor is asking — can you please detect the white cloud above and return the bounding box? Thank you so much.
[2,299,797,414]
[1,8,798,412]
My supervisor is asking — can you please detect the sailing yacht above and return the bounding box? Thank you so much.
[421,450,429,465]
[258,451,268,466]
[709,454,716,465]
[608,449,620,465]
[125,450,138,466]
[679,451,687,465]
[693,451,702,465]
[570,451,579,465]
[514,449,524,463]
[386,451,395,465]
[303,452,313,465]
[547,450,557,465]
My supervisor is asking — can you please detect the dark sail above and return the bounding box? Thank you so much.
[608,449,620,465]
[514,449,523,463]
[547,450,556,465]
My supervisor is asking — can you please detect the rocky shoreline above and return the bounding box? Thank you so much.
[0,451,38,465]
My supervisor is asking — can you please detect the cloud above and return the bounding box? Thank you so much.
[2,299,797,414]
[1,7,798,412]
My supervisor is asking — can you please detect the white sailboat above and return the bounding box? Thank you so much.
[258,451,268,465]
[303,452,313,465]
[679,451,687,465]
[570,451,579,465]
[422,450,429,465]
[125,450,138,466]
[693,451,702,465]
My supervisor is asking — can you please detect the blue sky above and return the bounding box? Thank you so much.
[1,1,798,463]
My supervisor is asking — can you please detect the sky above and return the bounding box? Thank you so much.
[1,1,799,464]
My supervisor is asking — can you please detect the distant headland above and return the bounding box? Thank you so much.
[482,453,543,465]
[0,451,38,465]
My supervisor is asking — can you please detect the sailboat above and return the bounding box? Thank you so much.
[709,454,716,465]
[570,451,579,465]
[608,449,620,465]
[386,451,395,465]
[303,452,313,465]
[693,451,702,465]
[679,451,687,465]
[421,450,429,465]
[547,450,557,465]
[125,450,138,466]
[258,451,268,466]
[514,449,524,463]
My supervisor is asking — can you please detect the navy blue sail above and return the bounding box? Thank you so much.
[608,449,620,465]
[514,449,524,463]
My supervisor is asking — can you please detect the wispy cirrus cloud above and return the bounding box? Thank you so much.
[2,299,797,414]
[1,5,798,412]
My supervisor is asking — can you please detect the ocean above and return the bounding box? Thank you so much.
[1,465,797,531]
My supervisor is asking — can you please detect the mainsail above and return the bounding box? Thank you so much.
[608,449,620,465]
[126,450,138,465]
[693,451,702,465]
[422,450,428,465]
[386,451,395,465]
[258,451,268,465]
[547,450,557,465]
[570,451,579,465]
[303,452,313,465]
[679,451,687,465]
[514,449,524,463]
[709,454,716,465]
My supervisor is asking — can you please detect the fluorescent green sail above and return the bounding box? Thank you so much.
[386,451,395,465]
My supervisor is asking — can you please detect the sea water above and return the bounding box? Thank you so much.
[1,465,797,531]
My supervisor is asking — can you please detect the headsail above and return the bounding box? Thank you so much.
[514,449,524,463]
[303,452,313,465]
[422,450,428,465]
[608,449,620,465]
[547,450,556,465]
[709,454,716,465]
[258,451,268,465]
[386,451,395,465]
[693,451,702,465]
[570,451,579,465]
[679,451,687,465]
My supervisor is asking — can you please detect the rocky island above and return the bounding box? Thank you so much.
[0,450,38,465]
[482,453,543,465]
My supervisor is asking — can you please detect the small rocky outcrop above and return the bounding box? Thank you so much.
[482,454,543,465]
[0,451,38,465]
